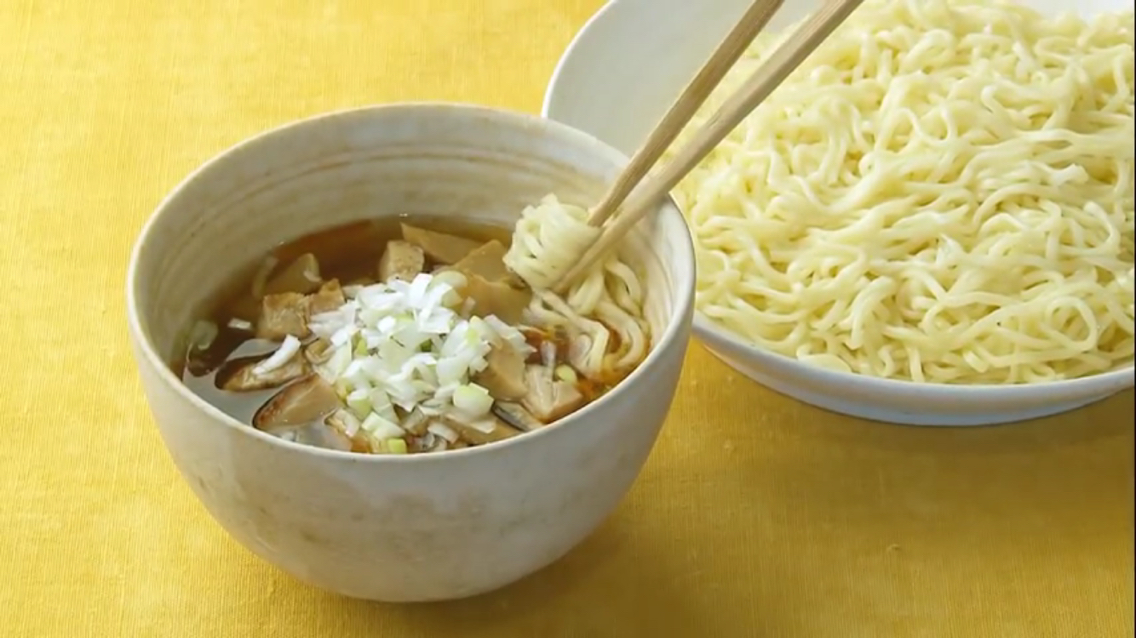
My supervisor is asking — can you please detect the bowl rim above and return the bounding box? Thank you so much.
[543,0,1136,398]
[540,0,625,128]
[692,315,1135,399]
[126,101,696,464]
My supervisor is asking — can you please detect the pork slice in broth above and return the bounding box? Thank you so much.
[473,344,527,400]
[307,279,345,315]
[264,253,323,296]
[447,240,516,284]
[256,293,308,340]
[400,223,483,265]
[255,280,346,340]
[463,275,531,325]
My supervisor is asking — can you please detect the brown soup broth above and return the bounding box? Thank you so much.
[174,216,634,453]
[178,216,509,374]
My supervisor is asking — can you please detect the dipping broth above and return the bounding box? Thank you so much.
[178,216,647,455]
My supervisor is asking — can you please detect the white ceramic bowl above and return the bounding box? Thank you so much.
[543,0,1135,426]
[126,103,696,601]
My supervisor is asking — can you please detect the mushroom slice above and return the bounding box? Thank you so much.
[215,354,310,392]
[491,402,546,433]
[253,375,342,432]
[441,412,522,446]
[279,422,353,452]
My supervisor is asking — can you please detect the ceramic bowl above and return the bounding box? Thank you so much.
[542,0,1135,426]
[126,103,696,601]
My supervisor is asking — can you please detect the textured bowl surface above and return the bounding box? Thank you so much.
[126,103,696,601]
[543,0,1135,426]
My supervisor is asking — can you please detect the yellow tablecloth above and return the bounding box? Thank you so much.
[1,1,1132,636]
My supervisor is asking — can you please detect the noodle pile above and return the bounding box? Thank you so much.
[505,195,651,380]
[669,0,1134,384]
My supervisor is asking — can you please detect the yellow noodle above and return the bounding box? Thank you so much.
[670,0,1134,384]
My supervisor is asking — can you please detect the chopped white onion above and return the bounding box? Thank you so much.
[483,314,534,356]
[361,412,404,440]
[227,318,254,332]
[330,324,358,347]
[312,272,506,430]
[453,383,493,417]
[253,335,301,376]
[346,388,371,418]
[555,364,578,383]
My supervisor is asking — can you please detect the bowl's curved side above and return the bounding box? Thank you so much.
[129,313,690,600]
[126,103,695,601]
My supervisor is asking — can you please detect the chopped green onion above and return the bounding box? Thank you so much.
[361,412,403,440]
[555,364,578,383]
[346,389,372,419]
[453,383,493,416]
[334,378,352,398]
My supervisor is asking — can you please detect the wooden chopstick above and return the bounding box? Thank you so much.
[554,0,867,293]
[584,0,786,229]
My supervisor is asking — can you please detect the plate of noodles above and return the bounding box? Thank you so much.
[544,0,1135,425]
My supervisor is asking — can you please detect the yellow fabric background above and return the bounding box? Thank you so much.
[0,0,1132,636]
